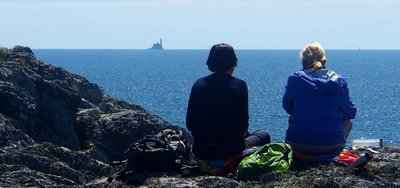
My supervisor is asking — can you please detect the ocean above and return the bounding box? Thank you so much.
[33,49,400,145]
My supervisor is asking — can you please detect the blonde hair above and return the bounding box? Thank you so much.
[300,41,327,72]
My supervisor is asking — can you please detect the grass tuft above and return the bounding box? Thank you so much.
[0,47,9,61]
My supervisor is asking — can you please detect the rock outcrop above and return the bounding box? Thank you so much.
[1,46,399,187]
[0,46,175,186]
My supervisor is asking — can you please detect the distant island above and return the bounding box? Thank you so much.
[148,38,164,50]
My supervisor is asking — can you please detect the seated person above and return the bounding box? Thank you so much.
[282,41,357,162]
[186,43,270,169]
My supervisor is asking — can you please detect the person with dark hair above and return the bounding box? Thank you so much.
[283,41,357,162]
[186,43,270,163]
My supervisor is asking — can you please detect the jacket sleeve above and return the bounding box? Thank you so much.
[186,85,197,132]
[282,75,295,115]
[239,83,249,136]
[337,79,357,120]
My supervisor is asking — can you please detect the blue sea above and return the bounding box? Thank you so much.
[33,49,400,145]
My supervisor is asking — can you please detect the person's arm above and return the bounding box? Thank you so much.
[337,79,357,120]
[282,75,295,115]
[239,83,249,136]
[186,85,197,132]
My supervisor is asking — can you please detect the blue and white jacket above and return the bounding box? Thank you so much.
[283,69,357,146]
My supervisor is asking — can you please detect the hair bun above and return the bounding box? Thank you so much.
[300,41,326,69]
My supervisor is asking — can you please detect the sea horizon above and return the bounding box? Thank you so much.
[30,48,400,51]
[34,49,400,145]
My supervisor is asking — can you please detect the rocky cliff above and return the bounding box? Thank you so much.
[0,46,399,187]
[0,46,177,186]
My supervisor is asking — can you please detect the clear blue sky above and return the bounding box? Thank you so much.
[1,0,399,49]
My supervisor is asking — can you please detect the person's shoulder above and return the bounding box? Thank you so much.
[325,69,345,84]
[290,70,306,76]
[192,76,208,88]
[326,69,342,77]
[288,71,306,80]
[230,76,248,87]
[196,75,208,82]
[232,76,246,83]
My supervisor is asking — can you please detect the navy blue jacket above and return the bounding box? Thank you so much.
[283,69,357,145]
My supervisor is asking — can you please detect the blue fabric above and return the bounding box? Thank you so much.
[283,69,357,146]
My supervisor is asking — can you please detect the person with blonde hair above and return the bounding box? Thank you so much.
[282,41,357,162]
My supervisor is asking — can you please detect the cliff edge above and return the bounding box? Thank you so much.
[0,46,176,186]
[0,46,399,187]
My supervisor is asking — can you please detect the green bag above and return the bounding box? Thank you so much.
[237,142,293,180]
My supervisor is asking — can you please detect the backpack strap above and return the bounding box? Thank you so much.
[124,136,168,158]
[138,137,168,151]
[161,129,184,142]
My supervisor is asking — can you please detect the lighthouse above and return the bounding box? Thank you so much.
[148,38,164,50]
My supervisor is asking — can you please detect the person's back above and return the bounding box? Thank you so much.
[187,43,270,161]
[188,73,248,159]
[284,69,354,145]
[283,42,356,161]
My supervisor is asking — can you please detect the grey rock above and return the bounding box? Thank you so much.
[0,46,174,186]
[1,46,173,156]
[78,81,104,105]
[0,142,114,187]
[0,47,81,149]
[0,167,77,187]
[0,113,35,148]
[0,69,38,131]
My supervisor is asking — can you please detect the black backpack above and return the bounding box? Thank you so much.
[123,129,191,172]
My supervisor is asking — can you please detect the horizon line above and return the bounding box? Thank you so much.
[31,48,400,51]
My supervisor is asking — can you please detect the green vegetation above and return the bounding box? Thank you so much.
[0,47,9,61]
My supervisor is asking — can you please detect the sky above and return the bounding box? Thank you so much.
[0,0,399,49]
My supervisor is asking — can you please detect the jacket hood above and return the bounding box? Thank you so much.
[294,69,344,95]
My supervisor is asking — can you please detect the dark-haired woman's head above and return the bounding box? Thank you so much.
[206,43,238,73]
